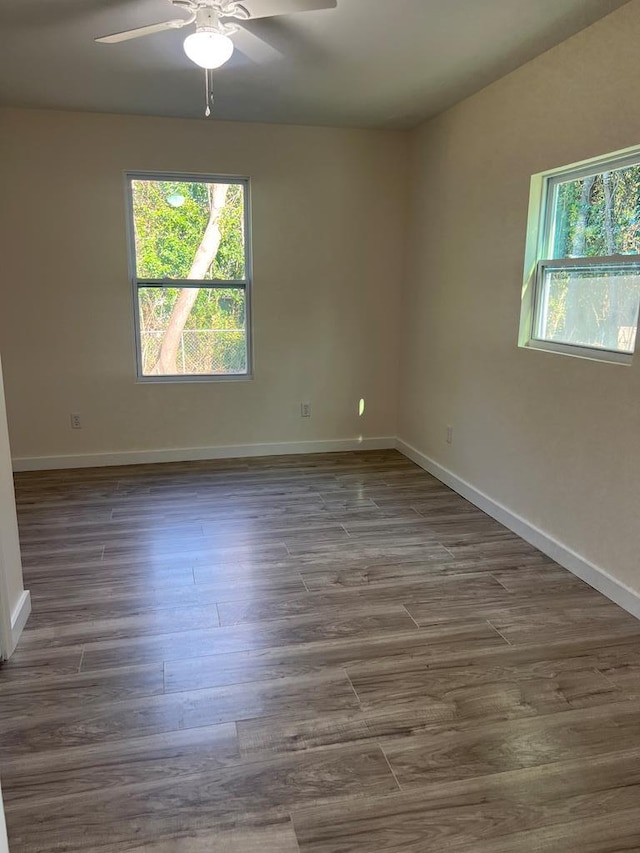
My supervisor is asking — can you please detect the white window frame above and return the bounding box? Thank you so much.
[519,146,640,365]
[125,171,253,383]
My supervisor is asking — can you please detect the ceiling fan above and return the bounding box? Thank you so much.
[96,0,336,114]
[97,1,335,65]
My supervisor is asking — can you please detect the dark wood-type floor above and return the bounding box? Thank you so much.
[2,450,640,851]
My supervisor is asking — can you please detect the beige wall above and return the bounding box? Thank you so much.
[0,354,28,657]
[399,0,640,594]
[0,109,408,462]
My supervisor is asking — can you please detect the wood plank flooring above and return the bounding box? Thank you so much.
[2,449,640,851]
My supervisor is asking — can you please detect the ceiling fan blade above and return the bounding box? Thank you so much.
[233,25,283,63]
[95,18,191,44]
[239,0,336,20]
[237,16,326,63]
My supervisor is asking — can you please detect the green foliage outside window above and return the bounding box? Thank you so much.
[553,165,640,259]
[131,178,248,376]
[540,165,640,352]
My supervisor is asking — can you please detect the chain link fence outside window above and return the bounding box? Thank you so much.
[141,329,247,375]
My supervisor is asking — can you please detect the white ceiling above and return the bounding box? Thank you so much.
[0,0,630,128]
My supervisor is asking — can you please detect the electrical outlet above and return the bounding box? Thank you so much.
[300,402,311,418]
[446,425,453,445]
[71,413,82,430]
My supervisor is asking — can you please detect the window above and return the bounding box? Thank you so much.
[520,150,640,364]
[127,173,251,380]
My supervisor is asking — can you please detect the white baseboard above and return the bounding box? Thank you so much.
[396,438,640,621]
[10,589,31,653]
[12,437,396,472]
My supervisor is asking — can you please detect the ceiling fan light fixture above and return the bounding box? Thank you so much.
[183,30,234,68]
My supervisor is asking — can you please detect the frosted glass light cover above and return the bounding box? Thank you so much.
[183,31,234,69]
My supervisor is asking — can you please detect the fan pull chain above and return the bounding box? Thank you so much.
[205,68,215,118]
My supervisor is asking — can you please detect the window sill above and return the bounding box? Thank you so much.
[521,339,633,366]
[135,374,254,384]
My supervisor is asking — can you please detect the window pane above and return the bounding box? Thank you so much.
[138,287,247,376]
[536,267,640,353]
[131,179,246,280]
[552,164,640,259]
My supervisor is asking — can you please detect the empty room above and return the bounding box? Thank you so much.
[2,0,640,850]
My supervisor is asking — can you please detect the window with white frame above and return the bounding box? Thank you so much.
[521,151,640,363]
[127,173,251,380]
